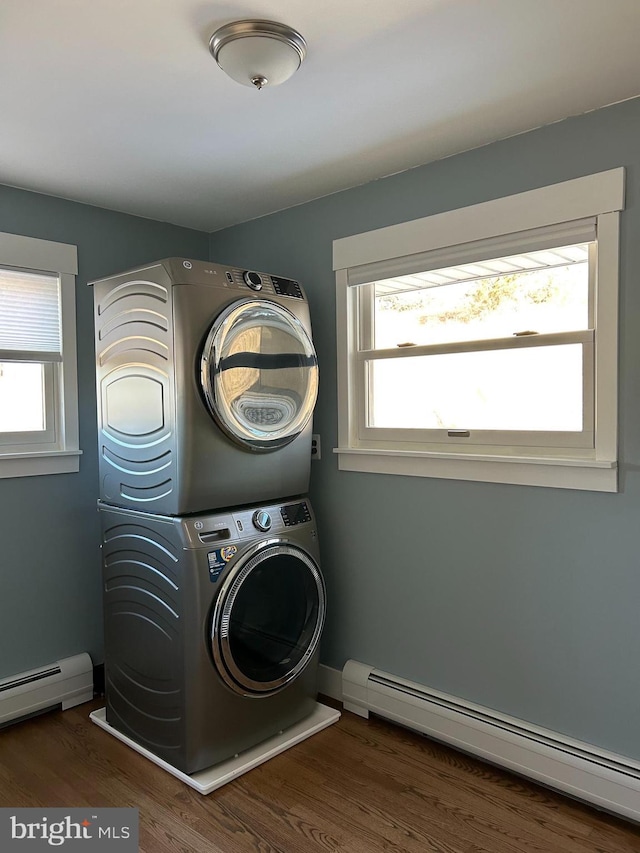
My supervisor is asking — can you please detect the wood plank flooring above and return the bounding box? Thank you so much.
[0,697,639,852]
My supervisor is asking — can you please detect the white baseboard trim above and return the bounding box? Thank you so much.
[0,653,93,726]
[342,659,640,824]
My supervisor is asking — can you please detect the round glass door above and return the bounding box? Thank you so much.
[200,300,318,451]
[211,542,326,696]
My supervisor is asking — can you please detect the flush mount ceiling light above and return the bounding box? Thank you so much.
[209,20,307,90]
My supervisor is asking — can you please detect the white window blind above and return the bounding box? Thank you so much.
[347,218,596,287]
[0,267,62,359]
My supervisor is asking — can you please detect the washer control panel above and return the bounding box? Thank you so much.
[183,500,313,547]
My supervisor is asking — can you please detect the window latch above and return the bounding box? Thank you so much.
[448,430,470,438]
[513,330,539,336]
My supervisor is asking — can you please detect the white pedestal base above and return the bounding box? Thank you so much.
[90,703,340,795]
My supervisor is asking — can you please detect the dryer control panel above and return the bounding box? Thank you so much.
[151,258,308,303]
[225,267,304,299]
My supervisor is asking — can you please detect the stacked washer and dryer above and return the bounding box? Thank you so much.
[91,258,327,775]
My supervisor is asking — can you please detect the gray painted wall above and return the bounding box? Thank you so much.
[0,185,208,680]
[210,97,640,761]
[2,97,639,762]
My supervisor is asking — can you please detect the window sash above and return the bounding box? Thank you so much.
[357,238,596,352]
[0,265,63,450]
[352,232,597,451]
[0,263,63,449]
[0,361,57,449]
[357,338,594,450]
[0,349,62,363]
[357,329,592,360]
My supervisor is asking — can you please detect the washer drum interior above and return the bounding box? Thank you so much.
[211,540,326,696]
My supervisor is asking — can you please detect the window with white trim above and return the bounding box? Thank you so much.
[0,232,80,478]
[333,169,624,492]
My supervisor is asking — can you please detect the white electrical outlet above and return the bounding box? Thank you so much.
[311,434,321,460]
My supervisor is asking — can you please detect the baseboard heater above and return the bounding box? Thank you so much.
[0,653,94,728]
[342,660,640,823]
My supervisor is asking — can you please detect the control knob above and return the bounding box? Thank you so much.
[243,271,263,291]
[252,510,272,532]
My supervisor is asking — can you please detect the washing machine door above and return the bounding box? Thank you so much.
[211,541,326,696]
[200,300,319,451]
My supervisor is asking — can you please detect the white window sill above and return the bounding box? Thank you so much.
[333,447,617,492]
[0,449,82,479]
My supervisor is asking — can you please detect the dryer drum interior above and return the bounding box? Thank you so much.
[200,299,319,451]
[211,542,326,696]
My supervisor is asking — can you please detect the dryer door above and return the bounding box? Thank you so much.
[211,541,326,696]
[200,300,318,451]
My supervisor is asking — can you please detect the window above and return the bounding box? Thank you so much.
[333,169,624,491]
[0,231,80,478]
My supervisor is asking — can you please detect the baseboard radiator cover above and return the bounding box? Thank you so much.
[342,659,640,823]
[0,653,94,727]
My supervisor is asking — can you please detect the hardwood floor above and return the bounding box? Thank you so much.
[1,698,639,853]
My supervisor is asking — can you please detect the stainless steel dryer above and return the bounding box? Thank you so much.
[91,258,318,515]
[99,497,326,775]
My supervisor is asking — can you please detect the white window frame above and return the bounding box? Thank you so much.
[333,169,624,492]
[0,231,81,478]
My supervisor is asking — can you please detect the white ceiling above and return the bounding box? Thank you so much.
[3,1,640,233]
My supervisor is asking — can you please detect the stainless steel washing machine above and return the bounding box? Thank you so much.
[91,258,319,515]
[99,497,326,775]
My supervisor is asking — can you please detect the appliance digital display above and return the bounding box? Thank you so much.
[272,276,303,299]
[281,502,311,526]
